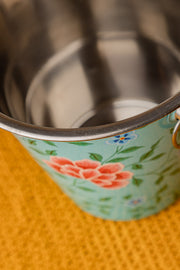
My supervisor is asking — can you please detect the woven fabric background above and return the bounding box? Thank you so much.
[0,129,180,270]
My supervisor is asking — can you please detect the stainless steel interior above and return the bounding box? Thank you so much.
[0,0,180,129]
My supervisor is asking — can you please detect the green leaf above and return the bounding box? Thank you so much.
[44,141,57,147]
[53,172,67,179]
[150,153,165,161]
[45,150,57,156]
[29,147,47,155]
[156,196,162,203]
[68,142,92,146]
[174,192,180,200]
[28,140,37,145]
[121,146,143,154]
[161,165,173,174]
[170,168,180,175]
[99,209,110,215]
[116,146,123,154]
[123,194,133,200]
[132,163,143,170]
[132,177,143,187]
[170,128,174,134]
[145,206,156,210]
[67,188,75,194]
[156,184,168,194]
[132,214,142,219]
[139,149,154,162]
[151,138,162,150]
[129,207,143,212]
[99,197,112,202]
[89,153,103,162]
[108,157,131,163]
[82,201,92,207]
[99,205,112,209]
[36,159,45,165]
[155,175,164,185]
[77,186,95,192]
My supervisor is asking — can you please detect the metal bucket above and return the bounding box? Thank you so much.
[0,0,180,220]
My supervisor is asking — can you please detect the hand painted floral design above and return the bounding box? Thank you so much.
[126,197,146,208]
[44,157,133,190]
[158,112,176,129]
[106,131,138,145]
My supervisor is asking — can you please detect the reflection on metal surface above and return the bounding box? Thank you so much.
[0,0,180,137]
[24,33,179,128]
[173,108,180,149]
[172,121,180,149]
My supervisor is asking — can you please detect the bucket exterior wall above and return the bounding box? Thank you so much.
[16,111,180,220]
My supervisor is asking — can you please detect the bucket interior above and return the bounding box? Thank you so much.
[0,0,180,128]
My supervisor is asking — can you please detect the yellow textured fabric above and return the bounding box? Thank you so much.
[0,129,180,270]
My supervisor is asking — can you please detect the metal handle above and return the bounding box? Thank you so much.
[172,108,180,149]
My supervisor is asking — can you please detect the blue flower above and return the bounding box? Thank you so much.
[107,131,138,145]
[126,197,146,208]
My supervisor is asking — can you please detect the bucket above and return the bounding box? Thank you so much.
[0,0,180,220]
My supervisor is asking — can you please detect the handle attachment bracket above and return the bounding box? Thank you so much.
[172,108,180,149]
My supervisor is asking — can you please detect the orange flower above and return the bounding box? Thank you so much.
[44,157,133,190]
